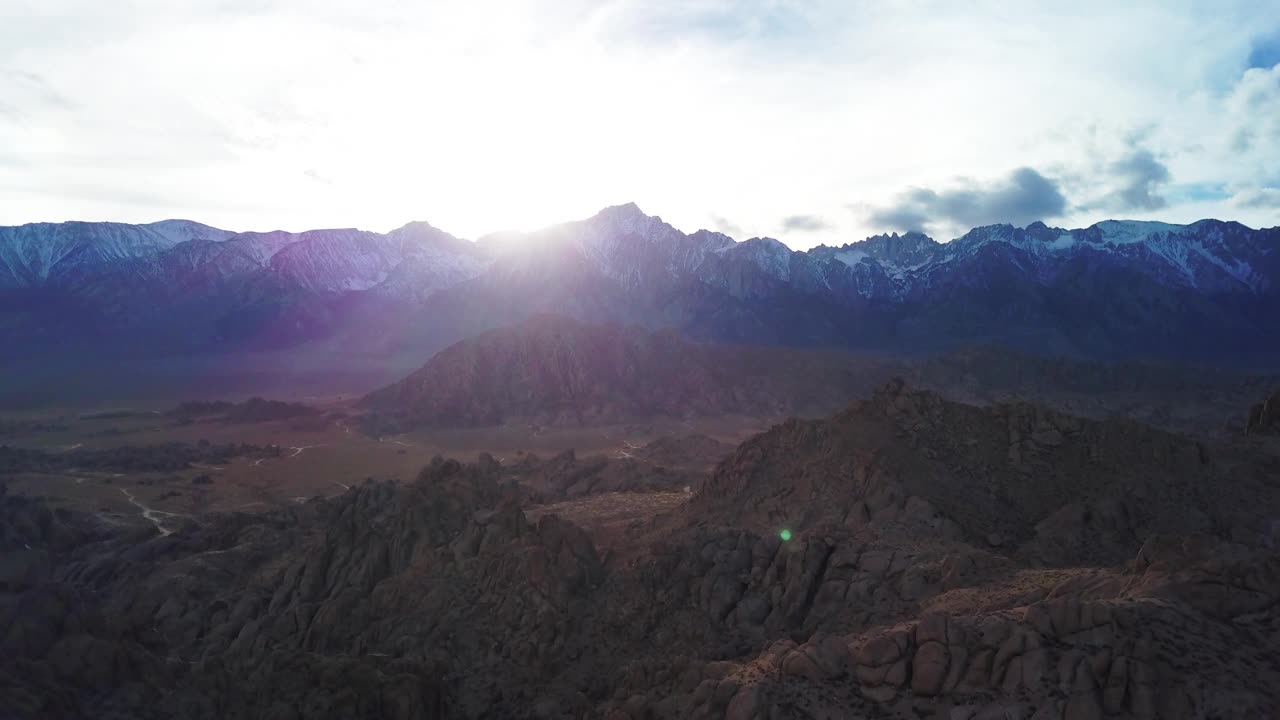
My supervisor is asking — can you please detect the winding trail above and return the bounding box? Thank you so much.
[617,439,641,459]
[119,488,186,536]
[288,444,323,458]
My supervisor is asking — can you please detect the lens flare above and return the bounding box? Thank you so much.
[779,529,792,542]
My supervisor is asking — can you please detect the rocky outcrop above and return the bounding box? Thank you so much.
[0,459,612,719]
[632,434,735,471]
[694,380,1278,565]
[6,384,1280,718]
[509,448,697,500]
[359,315,898,432]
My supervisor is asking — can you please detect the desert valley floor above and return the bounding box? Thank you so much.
[0,396,769,530]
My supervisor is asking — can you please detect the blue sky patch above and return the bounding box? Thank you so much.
[1247,31,1280,69]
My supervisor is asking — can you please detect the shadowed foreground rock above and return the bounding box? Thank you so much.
[1247,389,1280,435]
[4,382,1280,718]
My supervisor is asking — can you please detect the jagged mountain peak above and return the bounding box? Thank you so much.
[687,228,737,250]
[739,235,789,249]
[1089,219,1189,244]
[387,220,467,243]
[390,219,442,232]
[582,202,671,235]
[594,201,645,217]
[829,229,941,272]
[386,220,477,253]
[730,236,793,256]
[714,236,796,280]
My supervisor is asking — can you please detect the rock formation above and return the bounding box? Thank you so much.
[5,382,1280,718]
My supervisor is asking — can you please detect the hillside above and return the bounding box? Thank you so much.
[361,316,1280,437]
[5,384,1280,718]
[359,315,898,432]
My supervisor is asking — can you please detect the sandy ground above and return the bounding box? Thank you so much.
[1,401,766,532]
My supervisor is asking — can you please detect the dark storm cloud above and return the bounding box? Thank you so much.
[780,214,830,232]
[867,167,1067,232]
[865,203,931,233]
[1108,148,1170,210]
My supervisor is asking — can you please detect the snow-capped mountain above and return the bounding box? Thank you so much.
[0,219,490,304]
[267,222,487,293]
[0,220,231,287]
[2,205,1278,370]
[913,219,1275,295]
[811,231,941,278]
[478,202,731,292]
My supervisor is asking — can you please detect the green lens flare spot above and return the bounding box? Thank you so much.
[779,529,792,542]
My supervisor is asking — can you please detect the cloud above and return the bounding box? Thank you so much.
[780,214,829,232]
[865,203,931,233]
[709,215,744,238]
[303,168,334,185]
[0,69,74,123]
[3,2,1280,241]
[868,168,1068,233]
[1231,188,1280,208]
[1107,147,1170,210]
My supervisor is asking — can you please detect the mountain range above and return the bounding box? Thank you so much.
[3,204,1278,403]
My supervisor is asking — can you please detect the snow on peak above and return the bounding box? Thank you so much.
[717,236,794,280]
[389,220,442,235]
[583,202,674,241]
[1048,234,1076,250]
[591,202,648,225]
[1092,220,1187,244]
[834,249,868,268]
[688,229,736,251]
[143,219,234,246]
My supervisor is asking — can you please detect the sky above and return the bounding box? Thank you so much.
[1,0,1278,250]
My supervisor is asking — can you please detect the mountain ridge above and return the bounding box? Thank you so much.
[361,315,1280,437]
[7,206,1273,292]
[3,204,1279,384]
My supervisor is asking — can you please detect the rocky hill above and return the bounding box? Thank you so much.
[4,384,1280,718]
[693,379,1280,563]
[360,316,1280,436]
[905,345,1280,435]
[359,315,899,432]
